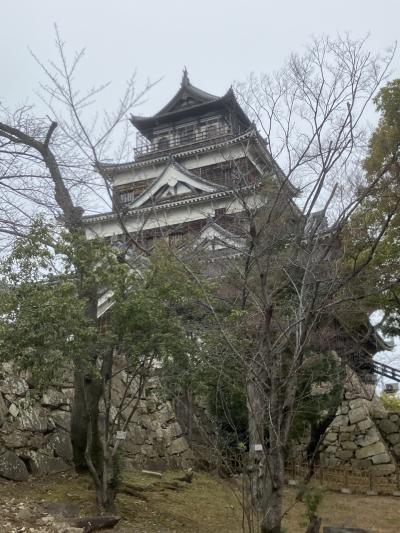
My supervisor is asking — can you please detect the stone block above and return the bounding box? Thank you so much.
[0,392,7,423]
[0,450,29,481]
[370,402,387,419]
[349,398,365,410]
[325,445,337,454]
[355,441,386,460]
[370,463,396,475]
[339,424,356,433]
[341,441,357,450]
[386,433,400,446]
[8,403,19,418]
[389,414,399,422]
[326,457,340,467]
[371,452,391,465]
[331,414,349,428]
[335,449,354,461]
[339,432,352,443]
[165,421,183,440]
[357,418,373,432]
[356,427,380,447]
[349,406,367,425]
[128,425,147,446]
[377,418,398,435]
[41,389,69,409]
[324,432,337,443]
[48,430,73,461]
[2,429,30,449]
[49,410,71,432]
[168,436,189,455]
[391,443,400,457]
[17,405,47,432]
[26,452,70,475]
[139,444,157,458]
[0,377,29,397]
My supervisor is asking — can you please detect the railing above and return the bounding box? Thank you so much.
[286,460,400,495]
[198,449,400,496]
[134,127,235,160]
[373,360,400,383]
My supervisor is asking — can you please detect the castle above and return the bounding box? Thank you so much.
[82,71,400,476]
[83,69,291,251]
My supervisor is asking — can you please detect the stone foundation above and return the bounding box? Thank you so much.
[0,362,201,480]
[320,368,400,476]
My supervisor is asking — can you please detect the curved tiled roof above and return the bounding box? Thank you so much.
[130,76,250,135]
[97,129,257,176]
[83,183,259,224]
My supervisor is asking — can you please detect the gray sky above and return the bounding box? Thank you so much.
[1,0,399,116]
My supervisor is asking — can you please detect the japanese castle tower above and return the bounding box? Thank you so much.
[84,70,290,249]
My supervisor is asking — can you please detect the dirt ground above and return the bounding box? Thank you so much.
[0,470,399,532]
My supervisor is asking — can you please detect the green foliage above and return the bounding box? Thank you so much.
[364,79,400,176]
[289,351,343,443]
[380,392,400,412]
[0,222,94,384]
[344,78,400,336]
[300,486,324,527]
[0,220,201,387]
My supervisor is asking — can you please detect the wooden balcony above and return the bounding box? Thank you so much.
[134,126,236,160]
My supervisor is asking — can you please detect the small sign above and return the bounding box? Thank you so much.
[254,444,263,452]
[115,431,127,440]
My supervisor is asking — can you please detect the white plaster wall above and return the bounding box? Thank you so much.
[85,193,253,239]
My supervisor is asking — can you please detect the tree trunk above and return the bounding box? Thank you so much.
[247,357,286,533]
[260,448,285,533]
[246,366,267,527]
[71,369,89,471]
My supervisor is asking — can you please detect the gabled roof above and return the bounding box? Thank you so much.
[197,219,245,252]
[130,70,251,135]
[129,160,226,209]
[154,69,219,117]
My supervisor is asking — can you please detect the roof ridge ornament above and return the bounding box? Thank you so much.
[181,67,190,86]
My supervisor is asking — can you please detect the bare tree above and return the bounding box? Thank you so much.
[0,28,155,474]
[177,35,398,533]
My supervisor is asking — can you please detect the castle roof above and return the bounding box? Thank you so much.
[130,70,251,136]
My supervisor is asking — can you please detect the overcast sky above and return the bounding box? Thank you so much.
[1,0,399,117]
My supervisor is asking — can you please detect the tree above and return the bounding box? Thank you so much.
[345,79,400,338]
[183,35,396,533]
[0,221,199,509]
[0,29,155,472]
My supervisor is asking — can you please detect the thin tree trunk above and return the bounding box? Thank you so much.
[71,368,90,470]
[261,447,285,533]
[246,365,266,525]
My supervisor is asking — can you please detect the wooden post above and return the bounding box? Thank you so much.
[341,468,351,494]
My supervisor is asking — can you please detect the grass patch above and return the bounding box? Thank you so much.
[0,471,399,531]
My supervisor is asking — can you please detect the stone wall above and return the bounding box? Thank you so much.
[319,368,400,476]
[0,362,198,481]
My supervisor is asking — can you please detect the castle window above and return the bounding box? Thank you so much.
[177,124,196,144]
[119,190,135,204]
[158,136,170,151]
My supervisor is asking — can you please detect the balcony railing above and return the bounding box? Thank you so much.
[134,126,235,160]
